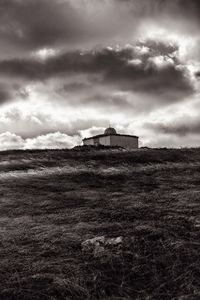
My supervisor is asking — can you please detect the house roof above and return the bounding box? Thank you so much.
[83,133,139,141]
[104,127,117,135]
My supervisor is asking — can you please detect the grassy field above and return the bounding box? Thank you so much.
[0,147,200,300]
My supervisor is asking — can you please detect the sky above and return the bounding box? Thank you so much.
[0,0,200,150]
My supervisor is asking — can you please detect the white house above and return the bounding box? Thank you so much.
[83,127,139,149]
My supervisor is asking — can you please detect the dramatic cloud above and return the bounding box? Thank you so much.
[1,0,200,57]
[0,131,80,151]
[0,0,200,148]
[25,132,81,149]
[146,117,200,137]
[0,132,24,150]
[0,0,143,56]
[0,88,12,104]
[0,0,85,55]
[0,82,28,104]
[0,42,194,103]
[0,104,109,138]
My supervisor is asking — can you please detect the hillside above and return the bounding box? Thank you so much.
[0,147,200,300]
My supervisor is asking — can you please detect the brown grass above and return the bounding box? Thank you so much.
[0,147,200,299]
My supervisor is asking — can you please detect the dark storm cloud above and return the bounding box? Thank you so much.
[170,0,200,17]
[0,42,193,102]
[61,82,92,93]
[146,117,200,137]
[0,88,11,103]
[195,72,200,78]
[116,0,200,36]
[0,0,145,55]
[0,0,86,53]
[78,93,133,111]
[0,83,24,104]
[0,0,199,58]
[119,0,200,17]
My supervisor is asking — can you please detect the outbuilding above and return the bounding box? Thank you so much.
[83,127,139,149]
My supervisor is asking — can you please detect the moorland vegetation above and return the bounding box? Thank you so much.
[0,146,200,299]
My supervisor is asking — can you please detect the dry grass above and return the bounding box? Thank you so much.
[0,147,200,299]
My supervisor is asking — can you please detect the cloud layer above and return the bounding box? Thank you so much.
[0,131,80,151]
[0,0,200,149]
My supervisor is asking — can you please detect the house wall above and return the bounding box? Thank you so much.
[83,136,110,146]
[99,135,111,146]
[83,138,94,146]
[83,135,138,148]
[93,137,100,146]
[110,135,138,149]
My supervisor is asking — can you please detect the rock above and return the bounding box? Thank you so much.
[94,245,105,257]
[81,236,123,257]
[106,236,123,245]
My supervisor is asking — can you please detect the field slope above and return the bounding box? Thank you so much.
[0,147,200,300]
